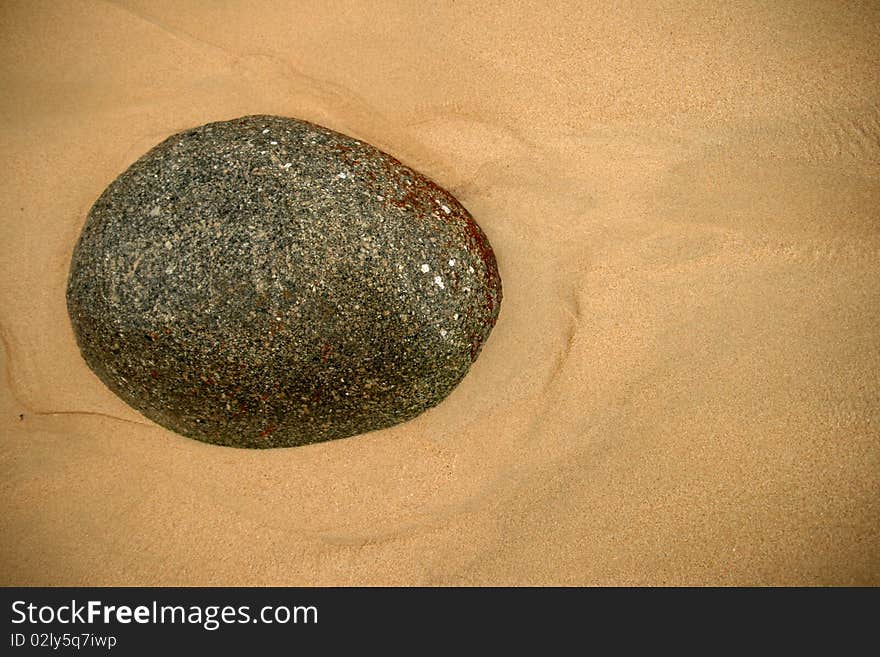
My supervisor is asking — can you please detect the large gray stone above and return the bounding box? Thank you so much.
[66,115,502,448]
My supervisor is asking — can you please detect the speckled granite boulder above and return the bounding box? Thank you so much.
[66,115,502,448]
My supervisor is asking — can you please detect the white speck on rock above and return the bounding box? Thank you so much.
[270,141,278,145]
[433,276,445,289]
[420,264,430,273]
[377,195,384,201]
[453,313,459,320]
[441,204,451,214]
[439,329,448,338]
[262,128,270,134]
[164,240,172,249]
[448,258,456,267]
[283,163,292,169]
[468,266,475,274]
[337,172,348,179]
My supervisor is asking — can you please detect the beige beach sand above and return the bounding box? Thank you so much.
[1,1,878,585]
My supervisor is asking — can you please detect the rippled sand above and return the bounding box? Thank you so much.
[2,1,878,585]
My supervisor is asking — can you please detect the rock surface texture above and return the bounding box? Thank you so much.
[66,115,502,448]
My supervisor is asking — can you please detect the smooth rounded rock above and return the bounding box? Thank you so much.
[66,115,502,448]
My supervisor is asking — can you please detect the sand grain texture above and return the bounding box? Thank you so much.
[1,0,878,585]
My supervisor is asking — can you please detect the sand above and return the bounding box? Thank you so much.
[1,0,878,586]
